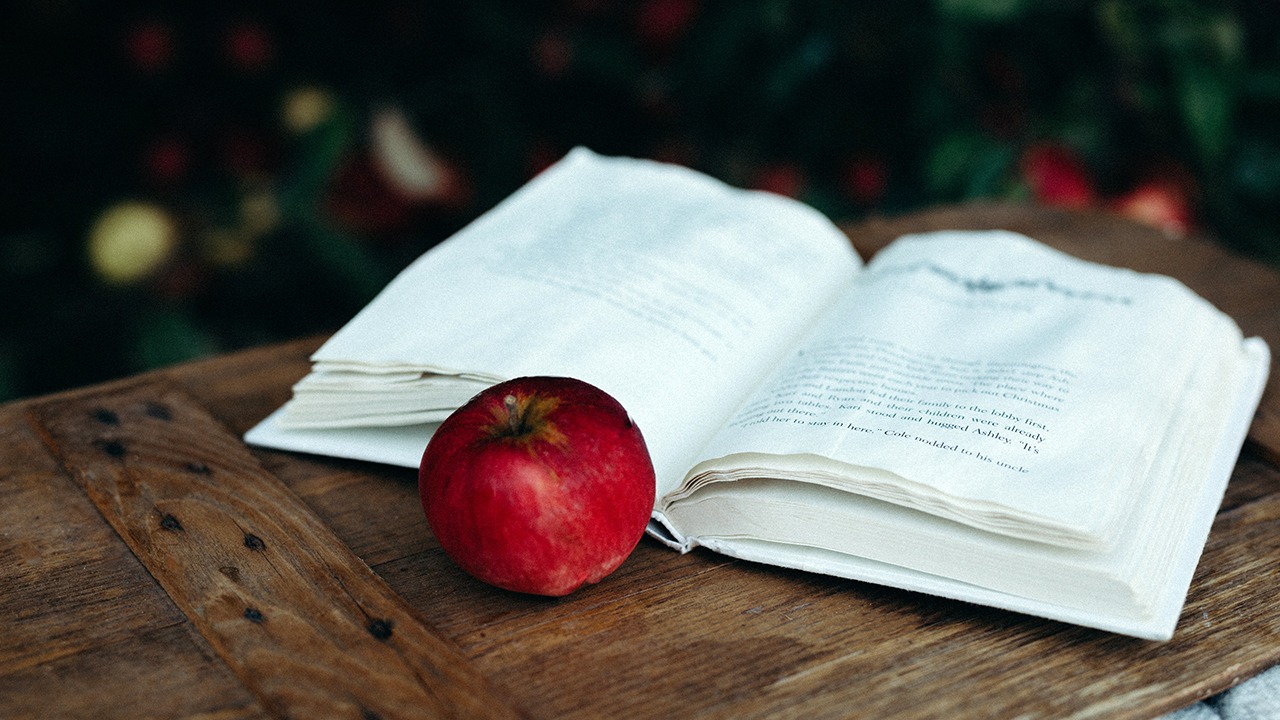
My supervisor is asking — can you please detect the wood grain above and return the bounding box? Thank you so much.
[26,381,524,720]
[0,404,266,720]
[374,458,1280,720]
[0,623,267,720]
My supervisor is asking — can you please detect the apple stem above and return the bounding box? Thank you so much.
[504,394,521,434]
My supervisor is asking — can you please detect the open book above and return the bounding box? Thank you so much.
[246,147,1270,640]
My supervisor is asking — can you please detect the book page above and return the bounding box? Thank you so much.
[301,148,861,494]
[678,230,1250,545]
[660,332,1267,638]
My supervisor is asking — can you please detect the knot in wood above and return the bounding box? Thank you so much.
[366,618,394,641]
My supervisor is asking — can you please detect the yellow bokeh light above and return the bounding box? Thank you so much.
[87,201,177,285]
[281,86,335,135]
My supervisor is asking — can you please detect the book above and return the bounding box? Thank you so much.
[245,147,1271,640]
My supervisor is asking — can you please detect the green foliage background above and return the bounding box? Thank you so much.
[2,0,1277,401]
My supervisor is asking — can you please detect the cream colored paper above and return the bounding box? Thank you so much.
[252,147,860,493]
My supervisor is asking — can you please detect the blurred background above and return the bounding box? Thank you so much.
[3,0,1278,402]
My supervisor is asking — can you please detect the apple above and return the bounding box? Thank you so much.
[419,376,656,596]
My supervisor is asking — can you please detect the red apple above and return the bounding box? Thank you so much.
[419,376,656,596]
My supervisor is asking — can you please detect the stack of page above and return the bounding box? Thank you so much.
[247,148,1270,640]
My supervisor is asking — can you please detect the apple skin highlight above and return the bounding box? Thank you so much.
[419,376,656,596]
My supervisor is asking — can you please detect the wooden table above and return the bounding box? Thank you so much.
[3,204,1279,720]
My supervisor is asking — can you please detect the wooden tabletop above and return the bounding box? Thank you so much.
[3,204,1279,720]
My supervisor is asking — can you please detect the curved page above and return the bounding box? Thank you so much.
[676,231,1256,546]
[277,148,860,493]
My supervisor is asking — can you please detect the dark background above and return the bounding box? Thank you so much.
[3,0,1278,402]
